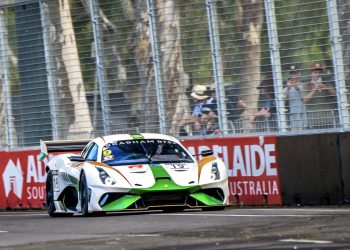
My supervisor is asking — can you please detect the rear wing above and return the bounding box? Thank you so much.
[39,139,91,161]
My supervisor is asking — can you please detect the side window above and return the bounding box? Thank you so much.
[85,143,99,161]
[81,141,93,159]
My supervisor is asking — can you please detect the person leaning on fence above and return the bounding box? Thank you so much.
[301,62,337,129]
[179,84,210,136]
[283,65,308,131]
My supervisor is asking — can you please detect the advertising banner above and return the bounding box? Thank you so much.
[0,150,48,209]
[181,136,282,205]
[0,135,282,209]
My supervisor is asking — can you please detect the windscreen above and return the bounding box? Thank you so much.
[102,139,194,166]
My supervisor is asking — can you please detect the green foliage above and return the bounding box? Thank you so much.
[275,0,332,77]
[67,0,333,89]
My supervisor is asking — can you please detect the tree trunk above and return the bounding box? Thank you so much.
[79,0,189,133]
[156,0,190,135]
[131,2,157,131]
[46,0,93,139]
[80,0,150,131]
[0,81,4,147]
[237,0,264,131]
[0,9,17,147]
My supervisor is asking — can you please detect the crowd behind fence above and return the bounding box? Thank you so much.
[0,0,350,149]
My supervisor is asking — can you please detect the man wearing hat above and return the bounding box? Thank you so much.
[179,85,211,135]
[283,65,307,131]
[190,85,210,117]
[301,62,337,129]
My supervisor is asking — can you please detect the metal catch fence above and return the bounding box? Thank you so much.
[0,0,350,149]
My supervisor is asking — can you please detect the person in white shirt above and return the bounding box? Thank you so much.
[283,65,307,131]
[301,62,337,129]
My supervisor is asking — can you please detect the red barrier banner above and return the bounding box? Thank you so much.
[181,136,282,205]
[0,150,49,209]
[0,136,281,209]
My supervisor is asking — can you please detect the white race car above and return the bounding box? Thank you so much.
[40,133,230,216]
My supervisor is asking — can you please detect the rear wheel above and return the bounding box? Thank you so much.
[46,171,56,217]
[46,171,73,217]
[80,172,90,216]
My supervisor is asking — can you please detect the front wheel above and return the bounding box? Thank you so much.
[80,172,90,216]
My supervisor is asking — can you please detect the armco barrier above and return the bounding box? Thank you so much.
[276,133,343,205]
[0,136,282,209]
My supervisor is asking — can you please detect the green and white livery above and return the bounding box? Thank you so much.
[40,133,230,217]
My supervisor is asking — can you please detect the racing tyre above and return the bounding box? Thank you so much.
[46,171,73,217]
[80,172,90,216]
[46,171,56,217]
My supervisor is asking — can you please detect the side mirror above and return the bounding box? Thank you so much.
[69,155,85,162]
[201,150,213,157]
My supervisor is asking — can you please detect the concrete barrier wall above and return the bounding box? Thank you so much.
[277,133,344,205]
[339,132,350,202]
[1,133,349,208]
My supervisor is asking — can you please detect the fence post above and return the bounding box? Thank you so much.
[263,0,287,133]
[206,0,227,133]
[0,9,14,149]
[326,0,350,130]
[89,0,111,135]
[147,0,166,134]
[39,0,59,140]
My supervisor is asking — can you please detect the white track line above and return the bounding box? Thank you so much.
[152,213,328,217]
[279,238,333,244]
[0,213,48,217]
[0,231,8,233]
[242,208,350,213]
[123,234,161,237]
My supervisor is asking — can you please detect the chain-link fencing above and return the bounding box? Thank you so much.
[0,0,349,149]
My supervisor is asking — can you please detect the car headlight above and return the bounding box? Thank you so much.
[96,167,116,185]
[210,162,220,180]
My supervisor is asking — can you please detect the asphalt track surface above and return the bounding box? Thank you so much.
[1,207,350,249]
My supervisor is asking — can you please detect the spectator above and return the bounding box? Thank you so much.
[225,84,248,133]
[179,85,210,135]
[249,74,277,131]
[301,62,337,129]
[283,65,307,131]
[197,105,221,135]
[203,86,218,115]
[250,75,276,120]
